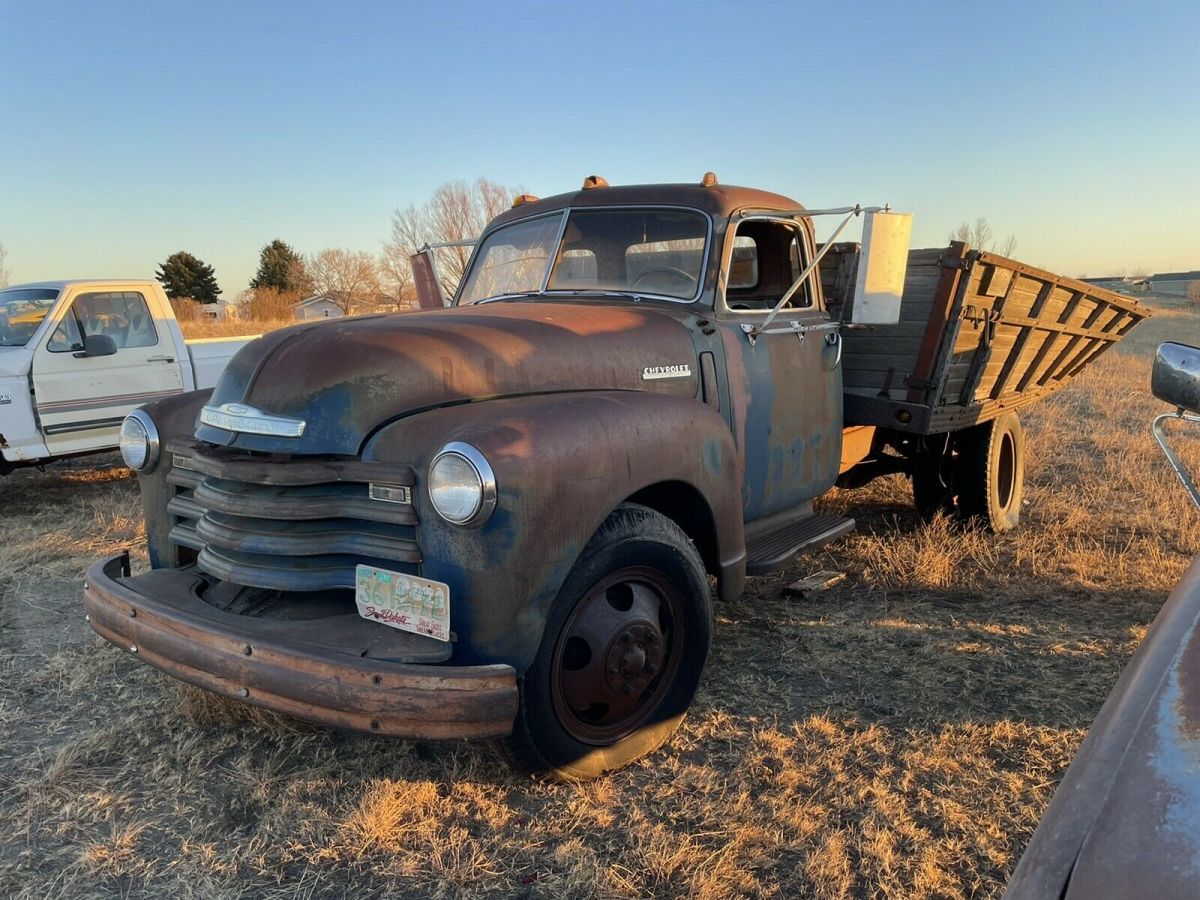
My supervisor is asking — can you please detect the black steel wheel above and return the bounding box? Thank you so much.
[955,412,1025,532]
[497,503,712,781]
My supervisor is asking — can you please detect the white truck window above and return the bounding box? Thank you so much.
[0,288,59,347]
[48,291,159,352]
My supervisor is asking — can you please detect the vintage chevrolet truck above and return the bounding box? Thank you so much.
[84,177,1148,779]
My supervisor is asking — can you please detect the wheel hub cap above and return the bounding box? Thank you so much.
[550,569,683,745]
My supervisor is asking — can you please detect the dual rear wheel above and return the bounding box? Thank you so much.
[912,412,1025,532]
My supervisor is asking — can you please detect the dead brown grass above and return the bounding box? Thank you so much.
[1,311,1198,898]
[177,318,291,340]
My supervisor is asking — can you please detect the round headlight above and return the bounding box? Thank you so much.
[428,442,496,526]
[119,410,160,472]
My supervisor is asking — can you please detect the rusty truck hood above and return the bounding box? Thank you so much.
[197,301,701,455]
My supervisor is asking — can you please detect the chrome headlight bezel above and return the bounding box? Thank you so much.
[119,409,161,472]
[427,442,497,527]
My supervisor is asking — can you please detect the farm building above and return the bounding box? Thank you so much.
[1081,275,1150,294]
[1150,270,1200,297]
[292,293,345,320]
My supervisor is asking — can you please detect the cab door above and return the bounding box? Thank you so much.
[31,287,184,456]
[717,217,843,521]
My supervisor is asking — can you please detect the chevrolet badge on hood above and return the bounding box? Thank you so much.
[641,364,692,381]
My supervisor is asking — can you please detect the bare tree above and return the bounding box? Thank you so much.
[378,204,423,310]
[948,218,1017,256]
[0,242,9,288]
[382,178,519,301]
[306,248,381,314]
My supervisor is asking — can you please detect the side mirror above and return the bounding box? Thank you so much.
[77,334,118,358]
[851,211,913,325]
[1152,342,1200,415]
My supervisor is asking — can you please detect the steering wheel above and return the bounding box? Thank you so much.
[633,266,697,292]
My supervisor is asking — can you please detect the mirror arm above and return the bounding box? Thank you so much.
[755,206,866,336]
[1153,410,1200,510]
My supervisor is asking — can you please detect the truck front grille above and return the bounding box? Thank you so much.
[166,441,420,592]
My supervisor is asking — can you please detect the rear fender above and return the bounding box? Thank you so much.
[364,390,745,670]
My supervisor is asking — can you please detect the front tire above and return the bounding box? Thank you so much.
[498,503,712,781]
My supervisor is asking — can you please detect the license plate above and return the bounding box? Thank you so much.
[354,564,450,642]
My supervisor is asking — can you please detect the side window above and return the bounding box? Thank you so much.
[48,291,158,352]
[47,312,83,352]
[725,220,813,312]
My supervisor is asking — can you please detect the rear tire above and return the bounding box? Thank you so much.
[955,412,1024,532]
[497,503,712,781]
[911,436,955,520]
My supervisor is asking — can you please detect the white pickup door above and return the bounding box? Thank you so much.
[23,282,250,459]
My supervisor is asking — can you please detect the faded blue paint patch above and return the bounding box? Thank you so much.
[1152,647,1200,876]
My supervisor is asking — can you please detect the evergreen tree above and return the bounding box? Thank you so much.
[250,239,308,293]
[155,251,221,303]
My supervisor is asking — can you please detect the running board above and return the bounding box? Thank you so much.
[745,514,855,576]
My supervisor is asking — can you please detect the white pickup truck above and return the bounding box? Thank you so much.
[0,280,253,474]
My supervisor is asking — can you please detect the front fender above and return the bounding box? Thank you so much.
[364,390,744,670]
[135,388,213,568]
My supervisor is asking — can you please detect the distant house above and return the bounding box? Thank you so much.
[292,293,346,320]
[194,301,238,321]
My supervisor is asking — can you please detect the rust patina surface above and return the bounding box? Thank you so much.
[1006,554,1200,898]
[198,303,705,456]
[84,555,518,739]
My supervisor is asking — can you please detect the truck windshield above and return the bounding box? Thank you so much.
[0,288,59,348]
[457,208,708,304]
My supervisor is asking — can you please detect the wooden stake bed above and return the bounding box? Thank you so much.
[820,242,1151,434]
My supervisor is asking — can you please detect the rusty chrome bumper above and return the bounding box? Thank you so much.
[83,554,518,740]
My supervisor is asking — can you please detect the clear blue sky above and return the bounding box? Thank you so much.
[2,0,1197,296]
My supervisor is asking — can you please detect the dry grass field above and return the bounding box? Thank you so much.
[177,319,292,340]
[2,301,1198,899]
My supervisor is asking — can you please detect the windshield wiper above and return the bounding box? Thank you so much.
[475,292,545,306]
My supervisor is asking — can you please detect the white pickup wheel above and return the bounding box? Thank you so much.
[955,412,1025,533]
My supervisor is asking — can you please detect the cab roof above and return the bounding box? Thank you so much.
[487,182,804,230]
[2,279,155,291]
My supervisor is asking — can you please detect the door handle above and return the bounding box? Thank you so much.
[147,355,176,363]
[824,332,842,370]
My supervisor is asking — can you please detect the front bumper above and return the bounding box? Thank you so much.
[83,553,518,740]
